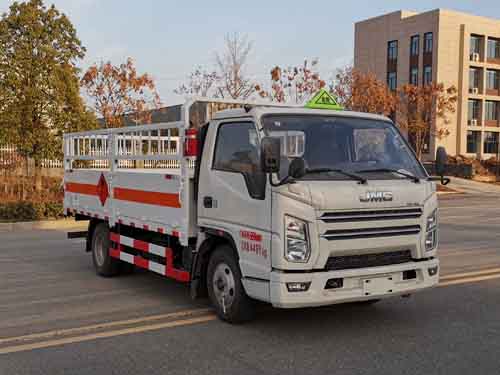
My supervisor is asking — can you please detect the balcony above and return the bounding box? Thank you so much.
[484,120,500,127]
[486,69,499,96]
[487,38,500,65]
[486,88,500,96]
[488,57,500,66]
[485,101,500,127]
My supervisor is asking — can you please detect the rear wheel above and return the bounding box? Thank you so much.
[91,223,120,277]
[207,245,255,323]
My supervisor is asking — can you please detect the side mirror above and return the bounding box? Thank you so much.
[289,158,306,179]
[261,137,281,174]
[435,147,447,176]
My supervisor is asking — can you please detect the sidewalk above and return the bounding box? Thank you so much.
[0,218,87,233]
[447,177,500,195]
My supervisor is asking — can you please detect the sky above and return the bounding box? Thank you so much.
[1,0,500,104]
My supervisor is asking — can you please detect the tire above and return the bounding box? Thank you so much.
[207,245,255,323]
[91,223,120,277]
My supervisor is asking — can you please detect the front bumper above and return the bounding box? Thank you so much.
[269,258,439,308]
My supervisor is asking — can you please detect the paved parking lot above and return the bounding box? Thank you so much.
[1,194,500,375]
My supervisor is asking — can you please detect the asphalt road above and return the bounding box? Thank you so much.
[1,194,500,375]
[438,194,500,274]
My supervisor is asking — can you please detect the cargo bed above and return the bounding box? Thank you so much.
[63,120,196,245]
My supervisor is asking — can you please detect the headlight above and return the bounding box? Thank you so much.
[426,209,438,231]
[425,209,438,251]
[285,215,310,262]
[425,229,437,251]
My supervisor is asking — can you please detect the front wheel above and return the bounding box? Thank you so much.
[207,245,255,323]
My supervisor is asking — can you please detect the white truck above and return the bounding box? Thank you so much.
[64,91,448,323]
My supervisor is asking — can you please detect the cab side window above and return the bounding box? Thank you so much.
[213,122,266,199]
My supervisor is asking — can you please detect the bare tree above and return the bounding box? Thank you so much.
[174,66,219,97]
[215,33,255,99]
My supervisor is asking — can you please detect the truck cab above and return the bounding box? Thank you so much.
[195,104,440,321]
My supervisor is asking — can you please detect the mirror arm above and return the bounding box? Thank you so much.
[268,173,295,187]
[427,176,450,185]
[269,174,280,187]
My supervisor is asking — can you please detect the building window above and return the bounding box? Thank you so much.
[468,99,481,122]
[469,68,481,91]
[483,131,499,154]
[467,131,480,153]
[424,32,433,53]
[485,101,499,121]
[488,38,500,59]
[470,35,481,58]
[387,72,397,91]
[423,66,432,85]
[387,40,398,60]
[410,35,420,56]
[410,67,419,85]
[487,70,500,90]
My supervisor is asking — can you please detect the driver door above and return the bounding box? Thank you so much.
[198,120,271,280]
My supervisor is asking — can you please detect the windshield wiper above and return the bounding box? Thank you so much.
[305,168,367,184]
[356,168,420,183]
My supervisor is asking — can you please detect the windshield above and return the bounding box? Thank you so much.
[262,115,426,181]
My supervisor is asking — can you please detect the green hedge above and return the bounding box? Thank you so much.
[0,201,64,222]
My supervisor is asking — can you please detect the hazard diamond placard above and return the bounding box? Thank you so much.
[305,89,343,110]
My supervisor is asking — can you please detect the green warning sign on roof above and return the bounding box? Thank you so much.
[305,89,343,110]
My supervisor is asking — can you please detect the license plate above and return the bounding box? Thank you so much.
[363,276,395,296]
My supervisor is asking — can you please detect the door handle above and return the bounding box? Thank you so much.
[203,196,213,208]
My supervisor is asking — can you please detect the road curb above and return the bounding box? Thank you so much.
[0,219,88,233]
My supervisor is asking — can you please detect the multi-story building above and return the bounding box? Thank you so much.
[355,9,500,160]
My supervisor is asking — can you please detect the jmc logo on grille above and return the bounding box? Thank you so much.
[359,191,393,203]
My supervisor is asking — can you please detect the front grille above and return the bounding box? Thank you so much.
[325,250,413,271]
[320,208,422,223]
[321,225,421,240]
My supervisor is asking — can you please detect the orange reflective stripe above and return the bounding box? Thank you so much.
[113,187,181,208]
[65,182,98,196]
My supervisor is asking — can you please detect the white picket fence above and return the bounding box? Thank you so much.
[0,145,63,169]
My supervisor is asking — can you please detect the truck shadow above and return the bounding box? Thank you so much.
[120,268,441,334]
[241,295,442,337]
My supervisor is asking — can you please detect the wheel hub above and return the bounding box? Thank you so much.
[216,278,226,291]
[212,263,236,312]
[94,232,106,266]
